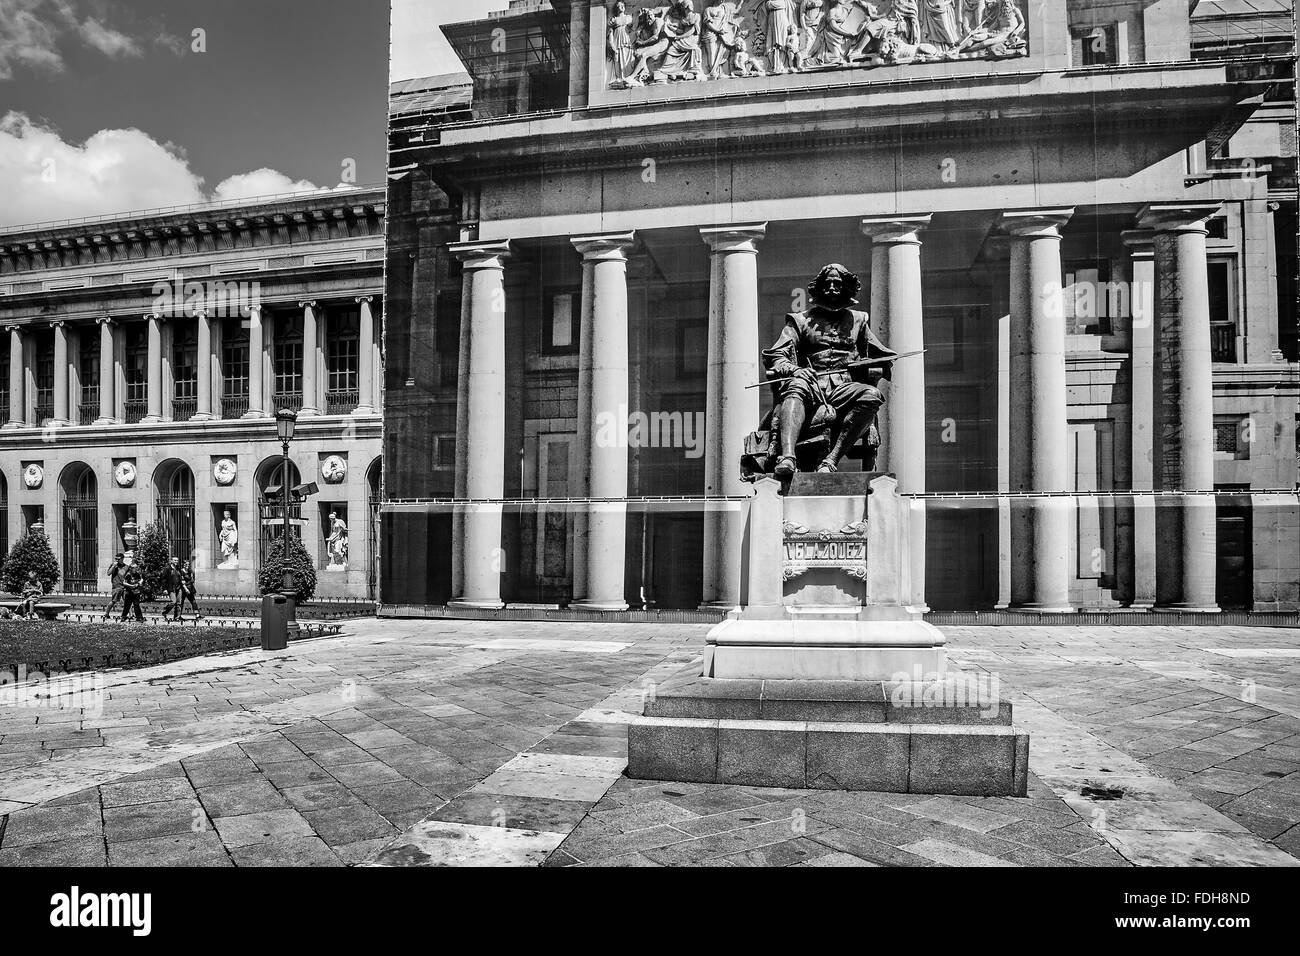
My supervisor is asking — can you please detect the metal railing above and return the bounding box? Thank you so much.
[123,400,148,424]
[34,402,53,424]
[1211,324,1236,362]
[274,391,303,413]
[222,393,249,418]
[79,387,99,424]
[326,389,359,415]
[172,398,197,421]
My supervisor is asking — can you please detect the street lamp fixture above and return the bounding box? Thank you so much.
[277,409,299,644]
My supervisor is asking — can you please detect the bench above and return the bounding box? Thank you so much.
[34,602,73,621]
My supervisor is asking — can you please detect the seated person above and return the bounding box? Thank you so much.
[18,570,44,618]
[744,263,895,478]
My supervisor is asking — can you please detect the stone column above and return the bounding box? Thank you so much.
[1122,230,1157,609]
[143,312,164,423]
[299,300,320,416]
[1139,202,1221,612]
[51,321,70,425]
[862,214,931,610]
[95,317,116,424]
[194,310,215,420]
[244,305,265,419]
[4,326,24,428]
[210,315,224,418]
[354,296,376,415]
[449,239,511,608]
[571,232,636,611]
[700,223,766,609]
[451,275,472,601]
[1002,209,1075,612]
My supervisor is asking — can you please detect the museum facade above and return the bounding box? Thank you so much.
[0,187,385,600]
[380,0,1299,616]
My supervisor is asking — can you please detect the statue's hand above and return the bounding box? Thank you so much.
[790,367,818,384]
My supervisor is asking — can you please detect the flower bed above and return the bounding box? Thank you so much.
[0,620,340,680]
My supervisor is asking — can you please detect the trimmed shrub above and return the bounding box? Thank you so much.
[134,520,172,602]
[1,528,60,595]
[258,534,317,603]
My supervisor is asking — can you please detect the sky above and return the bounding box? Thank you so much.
[0,0,504,229]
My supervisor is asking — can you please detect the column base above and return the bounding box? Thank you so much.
[141,415,163,424]
[92,417,119,426]
[1008,604,1075,614]
[47,419,72,428]
[447,599,506,611]
[351,405,377,417]
[1,421,25,430]
[190,413,217,422]
[1160,604,1221,613]
[298,407,320,418]
[241,409,266,420]
[570,600,630,612]
[699,601,741,613]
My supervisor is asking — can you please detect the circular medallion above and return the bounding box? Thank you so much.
[114,460,137,488]
[321,455,348,484]
[23,464,43,489]
[213,458,237,486]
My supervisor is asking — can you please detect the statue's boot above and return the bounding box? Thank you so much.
[774,396,806,479]
[818,404,877,473]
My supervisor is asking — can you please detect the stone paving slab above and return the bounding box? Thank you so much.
[1,620,1299,866]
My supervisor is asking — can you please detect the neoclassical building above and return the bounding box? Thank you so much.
[381,0,1298,615]
[0,187,385,599]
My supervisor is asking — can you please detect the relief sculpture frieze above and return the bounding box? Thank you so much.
[607,0,1027,89]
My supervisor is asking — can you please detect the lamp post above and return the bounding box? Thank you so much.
[276,408,300,642]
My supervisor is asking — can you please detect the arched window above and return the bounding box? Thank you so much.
[0,470,8,561]
[60,463,98,593]
[367,458,382,601]
[257,457,302,566]
[155,460,196,565]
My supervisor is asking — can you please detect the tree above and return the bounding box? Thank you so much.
[134,520,172,601]
[258,533,317,603]
[1,528,60,595]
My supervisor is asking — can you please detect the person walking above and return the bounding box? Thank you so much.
[180,560,200,618]
[104,552,126,619]
[120,563,145,623]
[160,557,184,623]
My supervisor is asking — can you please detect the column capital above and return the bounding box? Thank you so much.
[144,311,165,323]
[244,303,264,317]
[49,319,66,330]
[355,294,374,305]
[860,214,932,245]
[298,299,317,310]
[1137,202,1221,234]
[5,324,23,337]
[571,231,636,262]
[700,222,766,254]
[449,239,512,271]
[1000,208,1074,239]
[95,314,115,327]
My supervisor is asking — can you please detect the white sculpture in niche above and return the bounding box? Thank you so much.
[326,512,349,571]
[321,455,348,484]
[23,464,43,489]
[218,510,239,569]
[213,458,237,486]
[114,461,137,488]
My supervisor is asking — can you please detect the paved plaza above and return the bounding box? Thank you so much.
[0,619,1298,867]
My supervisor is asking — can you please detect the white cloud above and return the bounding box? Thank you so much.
[212,169,320,203]
[0,113,318,228]
[0,0,160,80]
[76,17,141,58]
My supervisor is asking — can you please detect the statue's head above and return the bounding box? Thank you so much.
[808,263,861,309]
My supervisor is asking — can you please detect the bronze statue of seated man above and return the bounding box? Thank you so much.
[742,263,896,479]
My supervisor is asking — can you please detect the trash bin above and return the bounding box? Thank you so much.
[261,593,290,650]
